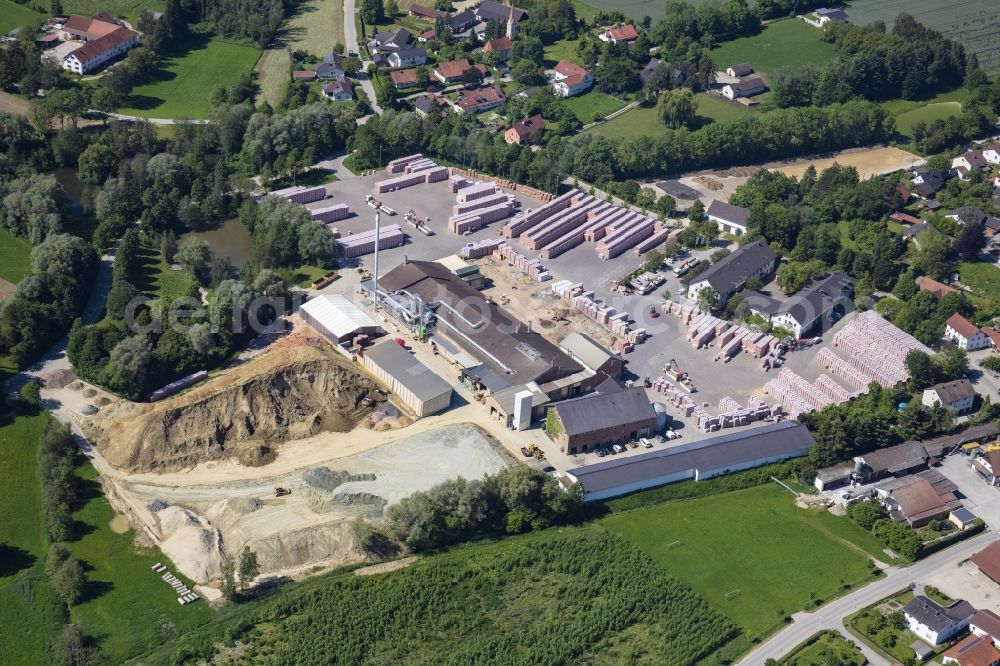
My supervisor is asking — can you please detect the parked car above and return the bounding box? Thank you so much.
[639,438,651,448]
[596,449,606,457]
[656,435,666,443]
[612,444,625,454]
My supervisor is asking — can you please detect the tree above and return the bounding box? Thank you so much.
[174,238,212,285]
[51,555,86,606]
[956,224,986,261]
[657,87,697,129]
[56,624,96,666]
[220,555,237,601]
[913,230,954,280]
[238,546,259,592]
[461,65,485,89]
[936,346,968,381]
[847,499,887,530]
[384,0,398,18]
[105,335,152,399]
[697,286,718,313]
[361,0,385,24]
[19,380,40,408]
[905,350,937,389]
[688,200,704,223]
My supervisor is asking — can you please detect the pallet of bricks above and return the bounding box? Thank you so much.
[550,279,646,353]
[460,238,505,260]
[310,203,350,223]
[494,242,550,281]
[449,186,516,234]
[375,156,448,193]
[270,185,327,204]
[832,311,929,387]
[337,224,406,258]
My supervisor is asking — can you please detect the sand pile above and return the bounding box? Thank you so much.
[94,345,378,473]
[155,505,224,584]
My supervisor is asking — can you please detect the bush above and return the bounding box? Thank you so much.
[19,380,40,407]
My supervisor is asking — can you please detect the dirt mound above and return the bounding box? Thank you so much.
[95,345,378,473]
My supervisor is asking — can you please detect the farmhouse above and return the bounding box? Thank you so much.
[726,63,753,77]
[686,239,778,305]
[922,379,978,414]
[917,276,959,300]
[807,8,849,27]
[854,441,931,482]
[598,24,639,45]
[60,14,138,74]
[449,9,478,34]
[945,313,992,351]
[504,114,544,145]
[548,381,656,455]
[377,260,592,397]
[904,595,975,645]
[942,634,1000,666]
[722,76,767,100]
[322,79,354,101]
[973,450,1000,486]
[565,421,815,501]
[387,46,427,68]
[971,609,1000,644]
[389,68,419,89]
[551,60,593,97]
[452,85,505,113]
[482,36,513,61]
[359,340,453,418]
[299,294,382,345]
[706,199,750,235]
[768,271,853,339]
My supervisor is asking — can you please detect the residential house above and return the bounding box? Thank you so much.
[890,211,923,225]
[971,608,1000,645]
[599,24,639,45]
[722,76,766,100]
[549,381,656,455]
[706,200,750,235]
[911,167,946,198]
[726,63,753,77]
[389,68,419,89]
[983,144,1000,165]
[902,222,942,246]
[639,59,684,87]
[917,275,958,300]
[322,79,354,101]
[475,0,527,39]
[433,58,481,83]
[314,62,344,79]
[505,114,544,145]
[686,239,778,305]
[413,93,441,116]
[943,634,1000,666]
[922,379,978,414]
[452,85,505,113]
[551,60,593,97]
[482,35,512,61]
[947,206,988,226]
[449,9,478,34]
[60,14,138,74]
[768,271,854,338]
[945,313,992,351]
[387,46,427,68]
[903,595,975,645]
[368,27,412,53]
[953,150,989,179]
[418,29,435,42]
[974,450,1000,486]
[408,3,440,20]
[810,7,849,26]
[897,181,912,203]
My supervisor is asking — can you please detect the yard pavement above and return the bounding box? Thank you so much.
[938,454,1000,528]
[737,530,995,665]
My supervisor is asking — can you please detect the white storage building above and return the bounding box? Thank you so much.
[360,341,453,417]
[299,294,383,344]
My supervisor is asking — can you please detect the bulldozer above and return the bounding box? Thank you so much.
[528,444,545,460]
[273,487,291,497]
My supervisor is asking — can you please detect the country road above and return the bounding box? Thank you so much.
[343,0,381,117]
[737,530,996,664]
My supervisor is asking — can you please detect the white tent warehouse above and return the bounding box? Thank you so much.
[300,294,383,344]
[360,341,453,417]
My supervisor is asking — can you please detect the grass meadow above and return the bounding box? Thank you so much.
[0,227,33,284]
[600,485,883,640]
[710,19,838,76]
[0,0,42,34]
[588,92,754,138]
[960,261,1000,303]
[561,89,626,124]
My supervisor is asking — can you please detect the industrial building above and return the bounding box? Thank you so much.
[549,380,656,454]
[565,421,815,501]
[359,340,453,417]
[299,294,383,345]
[376,260,598,398]
[558,332,623,381]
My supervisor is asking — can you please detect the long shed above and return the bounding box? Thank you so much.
[360,341,453,417]
[299,294,382,344]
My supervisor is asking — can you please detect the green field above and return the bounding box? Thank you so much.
[588,93,753,137]
[562,89,626,123]
[695,92,755,123]
[60,0,164,26]
[0,0,42,34]
[848,0,1000,74]
[894,102,962,148]
[710,19,839,76]
[543,38,581,66]
[782,631,865,666]
[601,485,882,639]
[960,261,1000,303]
[119,36,261,119]
[0,227,32,284]
[570,0,599,22]
[571,0,668,21]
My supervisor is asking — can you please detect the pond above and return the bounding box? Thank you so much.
[53,167,96,213]
[182,218,255,267]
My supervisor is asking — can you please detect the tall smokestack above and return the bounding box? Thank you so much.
[372,210,381,307]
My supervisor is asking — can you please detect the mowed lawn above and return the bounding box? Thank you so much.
[0,227,33,284]
[562,90,626,123]
[600,485,881,639]
[284,0,345,56]
[119,37,261,119]
[61,0,163,25]
[543,38,581,66]
[0,0,42,34]
[711,19,838,75]
[960,261,1000,303]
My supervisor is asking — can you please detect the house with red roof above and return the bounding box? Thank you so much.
[945,313,992,351]
[390,68,419,89]
[60,14,138,74]
[433,59,485,84]
[451,85,505,113]
[599,24,639,45]
[551,60,593,97]
[505,114,544,145]
[482,36,513,61]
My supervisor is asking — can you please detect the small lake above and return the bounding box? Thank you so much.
[53,167,95,212]
[182,218,255,267]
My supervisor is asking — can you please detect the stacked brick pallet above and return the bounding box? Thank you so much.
[309,204,350,223]
[521,196,607,250]
[495,242,549,281]
[457,181,497,203]
[704,395,775,431]
[550,279,647,348]
[651,377,704,420]
[503,189,580,238]
[337,224,405,258]
[449,201,516,234]
[270,185,327,204]
[448,167,555,203]
[375,157,447,193]
[662,301,784,369]
[832,311,930,387]
[817,347,873,393]
[459,238,504,259]
[633,228,673,255]
[385,154,425,173]
[595,213,660,260]
[449,174,471,192]
[453,192,511,215]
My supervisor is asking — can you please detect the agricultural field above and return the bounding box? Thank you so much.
[959,261,1000,303]
[710,19,839,76]
[254,49,291,109]
[0,0,42,35]
[894,102,962,150]
[600,485,883,640]
[571,0,667,22]
[561,90,626,124]
[128,528,740,665]
[0,228,33,284]
[695,92,755,123]
[59,0,164,25]
[781,631,865,666]
[118,35,261,119]
[848,0,1000,74]
[284,0,345,56]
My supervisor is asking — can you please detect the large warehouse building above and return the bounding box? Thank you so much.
[550,380,655,455]
[300,294,383,345]
[565,421,815,501]
[360,341,453,417]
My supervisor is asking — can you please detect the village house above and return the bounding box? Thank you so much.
[551,60,593,97]
[972,541,1000,585]
[917,275,959,300]
[807,7,849,27]
[943,634,1000,666]
[433,59,484,84]
[722,76,766,100]
[314,58,344,79]
[945,313,992,351]
[408,3,440,20]
[903,595,975,645]
[368,26,412,54]
[482,36,513,61]
[292,70,316,81]
[767,271,854,339]
[598,24,639,45]
[504,114,544,145]
[952,150,989,180]
[450,9,478,35]
[389,68,419,89]
[923,379,978,414]
[452,85,505,113]
[639,58,684,87]
[971,608,1000,645]
[974,450,1000,486]
[880,476,961,528]
[322,79,354,101]
[686,240,778,305]
[706,200,750,235]
[947,205,988,226]
[387,46,427,68]
[911,167,946,199]
[418,29,435,42]
[60,14,139,74]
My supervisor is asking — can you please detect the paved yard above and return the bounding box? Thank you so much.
[937,454,1000,528]
[924,561,1000,615]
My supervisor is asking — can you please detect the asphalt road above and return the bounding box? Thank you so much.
[737,530,996,664]
[343,0,381,117]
